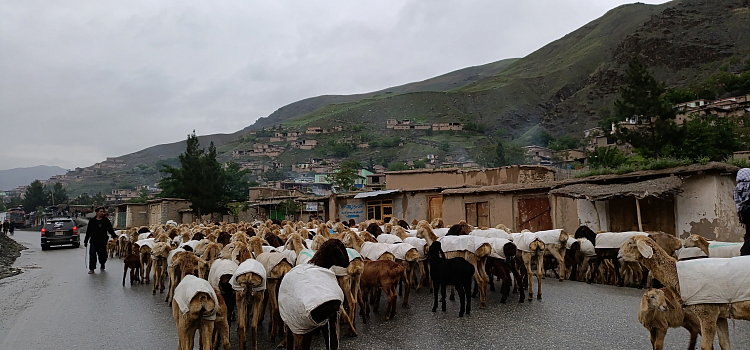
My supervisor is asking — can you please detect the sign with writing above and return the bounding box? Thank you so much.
[340,203,364,219]
[306,202,318,212]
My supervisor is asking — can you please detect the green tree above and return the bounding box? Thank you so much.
[224,162,252,201]
[495,141,508,166]
[669,116,739,161]
[50,182,69,205]
[609,57,681,158]
[438,142,451,152]
[588,147,628,168]
[159,131,226,217]
[326,163,359,193]
[262,168,286,182]
[8,196,23,208]
[548,135,580,151]
[93,192,106,206]
[387,162,410,171]
[23,180,50,212]
[278,198,300,219]
[227,202,251,223]
[72,193,93,205]
[128,188,150,204]
[0,201,5,212]
[413,160,426,169]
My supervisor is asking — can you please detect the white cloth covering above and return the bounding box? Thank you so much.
[138,232,153,241]
[677,256,750,305]
[208,259,239,288]
[438,235,481,254]
[677,247,707,260]
[578,238,596,257]
[486,238,512,259]
[594,232,648,249]
[279,264,344,335]
[276,247,298,266]
[471,228,512,240]
[405,229,418,237]
[261,245,277,254]
[432,228,450,238]
[377,234,403,244]
[707,241,743,258]
[256,252,291,276]
[403,237,427,261]
[384,243,416,261]
[296,249,315,266]
[535,229,565,245]
[173,275,218,321]
[179,240,200,250]
[167,248,186,268]
[565,237,578,249]
[513,232,541,253]
[166,220,178,227]
[230,259,267,292]
[360,242,390,260]
[304,239,315,250]
[346,248,361,262]
[135,238,155,250]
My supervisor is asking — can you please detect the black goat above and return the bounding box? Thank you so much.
[428,242,474,317]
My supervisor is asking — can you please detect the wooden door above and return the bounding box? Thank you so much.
[429,196,443,223]
[477,202,489,228]
[517,196,552,232]
[465,203,478,227]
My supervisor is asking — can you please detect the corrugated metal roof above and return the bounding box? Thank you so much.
[354,189,401,199]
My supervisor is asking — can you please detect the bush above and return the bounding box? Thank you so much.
[387,162,410,171]
[587,147,627,168]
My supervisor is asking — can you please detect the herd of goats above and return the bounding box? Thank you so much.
[106,217,749,350]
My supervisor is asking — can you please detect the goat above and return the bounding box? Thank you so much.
[279,239,349,350]
[359,260,407,322]
[638,288,701,350]
[428,241,474,317]
[172,275,217,350]
[123,244,142,286]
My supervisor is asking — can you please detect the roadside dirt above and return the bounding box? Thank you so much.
[0,234,26,280]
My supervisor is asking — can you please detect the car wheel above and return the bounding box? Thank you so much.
[41,244,49,251]
[72,242,80,248]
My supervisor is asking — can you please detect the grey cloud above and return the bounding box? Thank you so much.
[0,0,668,170]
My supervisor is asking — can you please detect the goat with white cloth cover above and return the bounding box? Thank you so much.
[172,274,218,350]
[230,259,266,350]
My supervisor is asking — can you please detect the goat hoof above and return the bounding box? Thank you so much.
[500,298,507,304]
[537,294,542,300]
[458,313,464,318]
[432,308,437,312]
[402,303,409,309]
[152,290,156,295]
[449,296,455,301]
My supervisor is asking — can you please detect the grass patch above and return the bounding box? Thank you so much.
[575,158,699,178]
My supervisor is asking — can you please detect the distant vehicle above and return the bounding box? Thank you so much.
[7,208,26,228]
[41,218,80,250]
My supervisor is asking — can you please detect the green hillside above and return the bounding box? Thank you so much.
[67,0,750,196]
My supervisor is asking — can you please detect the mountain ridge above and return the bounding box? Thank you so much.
[0,165,68,191]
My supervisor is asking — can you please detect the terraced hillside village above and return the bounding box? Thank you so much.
[44,0,750,197]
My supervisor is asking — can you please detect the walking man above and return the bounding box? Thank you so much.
[84,207,117,274]
[734,168,750,256]
[2,219,9,236]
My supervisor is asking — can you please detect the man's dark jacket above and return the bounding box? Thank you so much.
[84,217,117,246]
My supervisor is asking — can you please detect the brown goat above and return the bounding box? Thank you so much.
[359,260,407,322]
[122,244,142,286]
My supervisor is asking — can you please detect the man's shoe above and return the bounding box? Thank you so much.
[88,270,94,274]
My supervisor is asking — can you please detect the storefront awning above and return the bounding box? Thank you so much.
[354,189,401,199]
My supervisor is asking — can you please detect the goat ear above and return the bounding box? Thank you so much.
[636,239,653,259]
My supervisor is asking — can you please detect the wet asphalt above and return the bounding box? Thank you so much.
[1,229,748,350]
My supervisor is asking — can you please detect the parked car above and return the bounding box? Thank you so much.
[41,218,80,250]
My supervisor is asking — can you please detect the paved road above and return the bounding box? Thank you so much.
[1,229,748,350]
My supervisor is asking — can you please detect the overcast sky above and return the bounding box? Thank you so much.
[0,0,669,171]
